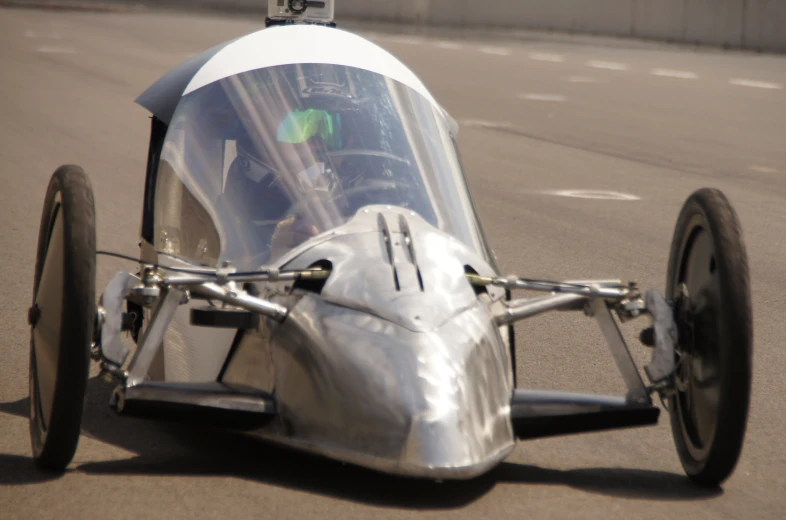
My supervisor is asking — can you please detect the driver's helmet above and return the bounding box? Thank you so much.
[227,105,349,258]
[233,107,344,201]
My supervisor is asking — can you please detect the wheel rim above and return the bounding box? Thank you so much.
[673,221,722,461]
[31,197,65,432]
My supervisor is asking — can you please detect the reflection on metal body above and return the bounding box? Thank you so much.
[259,294,514,479]
[496,293,588,326]
[126,287,184,386]
[121,381,275,414]
[511,389,631,417]
[591,298,650,405]
[190,283,288,321]
[99,272,140,366]
[283,208,501,332]
[210,208,515,478]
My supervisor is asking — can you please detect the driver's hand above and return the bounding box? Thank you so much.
[270,215,319,259]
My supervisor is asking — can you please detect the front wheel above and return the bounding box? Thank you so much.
[665,188,752,487]
[28,165,96,471]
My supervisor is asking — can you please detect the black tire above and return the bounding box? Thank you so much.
[666,188,752,487]
[28,165,96,471]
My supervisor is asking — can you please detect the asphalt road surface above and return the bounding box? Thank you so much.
[1,6,785,519]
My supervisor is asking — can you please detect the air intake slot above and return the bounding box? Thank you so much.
[378,212,400,291]
[378,212,427,293]
[398,214,424,292]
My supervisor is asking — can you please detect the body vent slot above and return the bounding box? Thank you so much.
[398,214,424,292]
[378,213,401,291]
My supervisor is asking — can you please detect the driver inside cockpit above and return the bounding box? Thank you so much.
[223,106,349,261]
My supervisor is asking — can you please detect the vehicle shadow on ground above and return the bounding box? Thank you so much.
[0,377,722,506]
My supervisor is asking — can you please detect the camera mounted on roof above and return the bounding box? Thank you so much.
[266,0,336,27]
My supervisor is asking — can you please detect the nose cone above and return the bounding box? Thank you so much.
[268,295,515,479]
[263,207,515,477]
[402,411,514,479]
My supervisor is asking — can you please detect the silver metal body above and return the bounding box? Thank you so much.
[98,207,678,479]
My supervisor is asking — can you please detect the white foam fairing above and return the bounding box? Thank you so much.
[185,25,434,101]
[137,24,457,138]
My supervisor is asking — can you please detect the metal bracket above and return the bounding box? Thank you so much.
[99,272,141,367]
[495,293,588,326]
[125,287,184,387]
[591,298,650,405]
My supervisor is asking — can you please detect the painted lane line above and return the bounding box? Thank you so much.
[25,31,63,39]
[480,46,511,56]
[460,119,514,130]
[650,69,698,79]
[388,36,424,45]
[568,76,598,83]
[529,52,564,62]
[37,46,76,54]
[518,93,566,102]
[729,79,782,90]
[749,165,779,174]
[545,190,641,201]
[435,41,463,50]
[587,60,629,71]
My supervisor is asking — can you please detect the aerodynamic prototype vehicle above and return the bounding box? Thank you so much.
[26,0,752,487]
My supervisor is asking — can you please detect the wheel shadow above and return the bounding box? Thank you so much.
[0,377,722,507]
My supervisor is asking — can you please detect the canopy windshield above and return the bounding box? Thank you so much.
[154,63,492,270]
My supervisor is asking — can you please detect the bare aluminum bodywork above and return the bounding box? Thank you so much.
[153,208,515,478]
[97,206,678,479]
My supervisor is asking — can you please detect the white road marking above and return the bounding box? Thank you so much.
[529,52,564,62]
[37,46,76,54]
[480,46,511,56]
[568,76,598,83]
[749,165,779,174]
[587,60,629,71]
[460,119,514,130]
[650,68,698,79]
[518,93,566,102]
[729,78,782,90]
[387,36,424,45]
[435,41,463,50]
[545,190,641,201]
[25,31,63,39]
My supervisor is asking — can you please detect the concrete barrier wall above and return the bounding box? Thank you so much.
[338,0,785,52]
[24,0,781,52]
[632,0,686,41]
[683,0,744,47]
[744,0,786,51]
